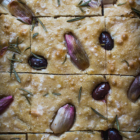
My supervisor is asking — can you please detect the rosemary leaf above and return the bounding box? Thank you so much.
[43,93,49,97]
[57,0,60,6]
[115,115,120,131]
[136,126,140,133]
[79,7,84,13]
[21,94,31,105]
[52,93,61,96]
[131,7,140,15]
[122,60,129,66]
[16,37,20,52]
[78,0,83,5]
[62,55,67,65]
[78,86,82,103]
[13,68,21,83]
[31,52,43,59]
[117,2,126,6]
[78,0,91,7]
[31,19,35,31]
[10,53,15,77]
[37,18,47,32]
[91,107,108,120]
[17,18,29,24]
[8,58,22,63]
[67,17,85,22]
[19,88,33,96]
[23,47,31,53]
[32,33,39,38]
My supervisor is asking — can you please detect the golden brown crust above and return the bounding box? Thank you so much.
[31,75,108,132]
[106,17,140,75]
[106,75,140,131]
[31,17,106,74]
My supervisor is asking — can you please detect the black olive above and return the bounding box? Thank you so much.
[92,82,110,100]
[128,75,140,102]
[108,128,122,140]
[99,31,114,50]
[101,128,122,140]
[28,55,47,70]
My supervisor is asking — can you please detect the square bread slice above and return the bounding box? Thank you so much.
[17,0,102,16]
[106,17,140,75]
[31,17,106,74]
[0,134,26,140]
[0,73,32,132]
[104,0,140,17]
[0,14,31,72]
[106,75,140,131]
[30,75,108,132]
[28,131,102,140]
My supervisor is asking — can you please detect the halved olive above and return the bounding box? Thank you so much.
[128,75,140,102]
[99,31,114,50]
[28,55,47,70]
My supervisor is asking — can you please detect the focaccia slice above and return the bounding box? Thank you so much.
[0,14,31,72]
[0,134,26,140]
[28,131,102,140]
[104,0,140,17]
[31,17,106,74]
[0,73,32,132]
[18,0,101,16]
[106,75,140,131]
[106,17,140,75]
[30,75,108,132]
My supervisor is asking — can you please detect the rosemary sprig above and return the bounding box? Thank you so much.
[13,68,21,83]
[78,0,91,7]
[21,94,31,105]
[117,2,126,6]
[10,53,15,77]
[62,55,67,65]
[7,47,21,54]
[91,107,108,120]
[136,126,140,133]
[57,0,60,6]
[19,88,33,96]
[17,18,29,24]
[78,86,82,103]
[31,52,43,59]
[122,60,129,66]
[67,17,85,22]
[32,33,39,38]
[43,93,49,97]
[52,93,61,96]
[37,18,47,32]
[115,115,120,131]
[23,47,31,53]
[131,7,140,15]
[8,37,22,54]
[8,58,22,63]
